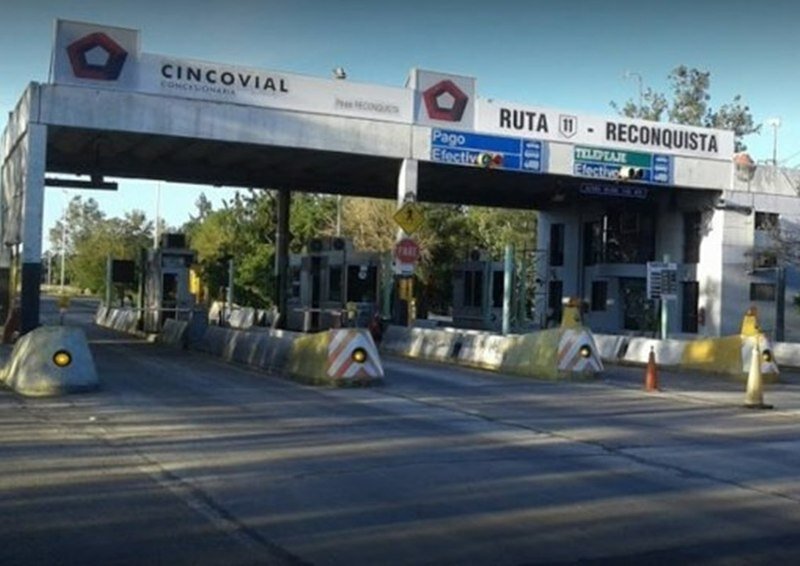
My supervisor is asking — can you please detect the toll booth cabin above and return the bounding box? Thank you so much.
[452,250,508,331]
[286,237,381,332]
[143,233,196,332]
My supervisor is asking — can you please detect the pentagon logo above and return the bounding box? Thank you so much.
[67,32,128,81]
[422,79,468,122]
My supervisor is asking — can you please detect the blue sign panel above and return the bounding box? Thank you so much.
[651,154,672,184]
[430,129,544,173]
[573,146,673,185]
[579,183,649,200]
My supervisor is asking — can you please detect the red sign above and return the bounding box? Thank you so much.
[394,238,420,264]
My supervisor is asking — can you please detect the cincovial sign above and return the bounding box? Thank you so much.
[52,21,412,124]
[159,62,289,96]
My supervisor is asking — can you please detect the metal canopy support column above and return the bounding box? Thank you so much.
[275,188,291,329]
[20,124,47,334]
[397,158,418,208]
[394,159,418,325]
[0,144,11,324]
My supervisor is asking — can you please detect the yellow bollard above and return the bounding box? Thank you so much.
[744,337,773,410]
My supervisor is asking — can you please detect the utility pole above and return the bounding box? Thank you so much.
[59,201,67,293]
[332,67,347,237]
[767,118,781,165]
[154,181,162,248]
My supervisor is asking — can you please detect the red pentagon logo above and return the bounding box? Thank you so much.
[67,32,128,81]
[422,79,468,122]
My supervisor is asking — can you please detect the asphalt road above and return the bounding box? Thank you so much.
[3,296,800,565]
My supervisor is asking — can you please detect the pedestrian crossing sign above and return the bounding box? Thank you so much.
[393,202,424,234]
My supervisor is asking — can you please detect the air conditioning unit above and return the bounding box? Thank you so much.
[307,237,347,253]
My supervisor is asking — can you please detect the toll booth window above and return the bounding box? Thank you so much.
[492,271,504,308]
[329,267,342,302]
[583,221,603,266]
[549,224,564,266]
[603,210,655,264]
[750,283,776,302]
[682,281,699,333]
[755,212,779,231]
[547,280,563,325]
[620,277,656,331]
[463,270,483,308]
[683,212,702,264]
[290,268,301,298]
[346,266,377,302]
[591,281,607,311]
[162,273,178,304]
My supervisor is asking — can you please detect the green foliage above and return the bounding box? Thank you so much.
[290,193,337,252]
[611,65,760,151]
[339,197,537,313]
[186,190,337,306]
[47,197,152,295]
[66,209,153,294]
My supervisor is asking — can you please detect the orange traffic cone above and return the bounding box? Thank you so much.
[645,347,659,392]
[744,338,773,410]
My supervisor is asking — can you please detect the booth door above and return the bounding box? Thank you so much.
[620,277,657,333]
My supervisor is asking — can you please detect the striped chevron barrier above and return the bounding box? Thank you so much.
[558,328,604,373]
[327,329,382,380]
[289,328,383,385]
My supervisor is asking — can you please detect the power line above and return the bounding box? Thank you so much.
[778,148,800,165]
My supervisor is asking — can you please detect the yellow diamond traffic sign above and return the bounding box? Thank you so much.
[393,202,424,234]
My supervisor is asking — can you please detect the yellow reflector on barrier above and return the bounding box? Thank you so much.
[352,347,368,364]
[53,350,72,368]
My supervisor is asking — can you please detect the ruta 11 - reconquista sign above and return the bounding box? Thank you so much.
[49,19,735,176]
[477,99,733,162]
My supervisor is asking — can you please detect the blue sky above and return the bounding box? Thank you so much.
[2,0,799,248]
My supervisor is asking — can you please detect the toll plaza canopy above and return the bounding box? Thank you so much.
[1,19,736,332]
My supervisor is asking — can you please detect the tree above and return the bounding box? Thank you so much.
[611,65,760,151]
[343,197,396,254]
[187,190,338,306]
[66,209,153,294]
[48,196,105,258]
[339,197,538,314]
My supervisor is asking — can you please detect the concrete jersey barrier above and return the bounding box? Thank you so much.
[98,307,140,334]
[2,326,99,396]
[594,308,783,380]
[195,326,383,385]
[380,302,604,380]
[157,319,189,348]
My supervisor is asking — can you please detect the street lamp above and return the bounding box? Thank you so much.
[59,190,67,293]
[623,70,644,110]
[333,67,347,236]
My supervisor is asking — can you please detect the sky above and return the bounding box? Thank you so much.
[2,0,800,249]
